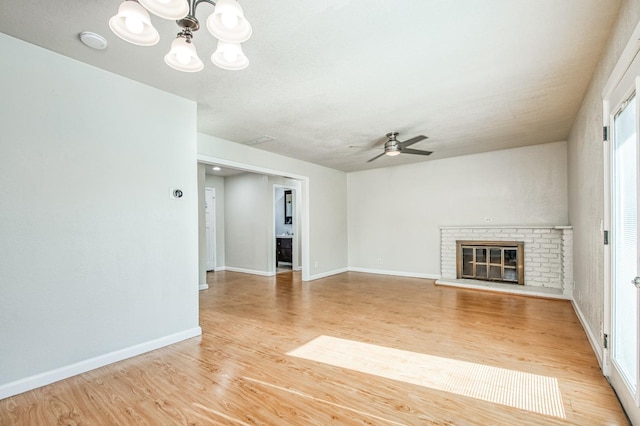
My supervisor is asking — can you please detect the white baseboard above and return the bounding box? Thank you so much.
[0,326,202,400]
[571,299,603,368]
[224,266,275,277]
[307,267,349,281]
[199,283,209,290]
[349,267,440,280]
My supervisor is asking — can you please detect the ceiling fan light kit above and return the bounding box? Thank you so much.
[367,132,432,162]
[109,0,252,72]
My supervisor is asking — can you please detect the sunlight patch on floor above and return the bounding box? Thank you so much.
[287,335,565,418]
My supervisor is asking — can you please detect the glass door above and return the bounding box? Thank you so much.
[608,50,640,422]
[611,91,639,399]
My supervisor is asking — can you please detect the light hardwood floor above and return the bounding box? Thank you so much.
[0,271,630,425]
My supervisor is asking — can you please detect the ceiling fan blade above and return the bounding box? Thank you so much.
[351,135,388,151]
[399,135,428,149]
[402,148,433,156]
[367,152,386,162]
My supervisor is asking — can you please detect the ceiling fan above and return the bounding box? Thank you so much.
[367,132,432,162]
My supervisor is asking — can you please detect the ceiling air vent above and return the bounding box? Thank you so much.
[244,136,275,146]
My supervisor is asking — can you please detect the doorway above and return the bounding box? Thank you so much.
[205,187,216,271]
[197,156,310,281]
[605,36,640,424]
[274,185,299,273]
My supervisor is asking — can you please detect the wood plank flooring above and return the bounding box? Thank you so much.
[0,271,630,425]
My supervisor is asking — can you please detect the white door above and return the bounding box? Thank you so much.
[205,188,216,271]
[608,53,640,423]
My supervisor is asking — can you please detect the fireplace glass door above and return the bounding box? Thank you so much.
[458,241,523,285]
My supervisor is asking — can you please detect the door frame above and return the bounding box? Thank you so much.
[602,19,640,424]
[198,154,311,281]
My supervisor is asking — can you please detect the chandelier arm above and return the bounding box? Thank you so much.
[176,0,217,31]
[191,0,217,15]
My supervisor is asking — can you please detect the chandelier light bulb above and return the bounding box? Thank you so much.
[221,12,239,29]
[211,40,248,70]
[125,16,144,34]
[164,36,204,72]
[223,47,238,63]
[176,50,191,65]
[109,0,159,46]
[206,0,252,43]
[138,0,189,20]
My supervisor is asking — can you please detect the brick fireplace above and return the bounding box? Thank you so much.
[439,226,573,296]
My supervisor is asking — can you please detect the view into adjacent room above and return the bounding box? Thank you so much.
[198,162,303,284]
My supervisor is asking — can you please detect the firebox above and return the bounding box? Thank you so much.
[456,241,524,285]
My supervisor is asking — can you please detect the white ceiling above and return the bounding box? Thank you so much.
[0,0,621,172]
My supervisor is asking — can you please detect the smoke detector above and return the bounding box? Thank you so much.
[79,32,108,50]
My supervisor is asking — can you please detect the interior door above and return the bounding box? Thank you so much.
[205,188,216,271]
[609,54,640,423]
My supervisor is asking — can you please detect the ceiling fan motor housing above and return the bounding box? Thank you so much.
[384,139,400,153]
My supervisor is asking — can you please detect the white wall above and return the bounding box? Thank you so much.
[206,174,226,269]
[224,173,271,273]
[0,34,200,395]
[198,133,348,279]
[348,142,568,276]
[568,0,640,355]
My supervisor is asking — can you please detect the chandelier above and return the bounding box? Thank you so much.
[109,0,252,72]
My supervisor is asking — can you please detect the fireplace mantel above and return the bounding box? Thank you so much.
[438,226,573,298]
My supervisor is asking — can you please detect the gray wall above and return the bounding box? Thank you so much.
[0,34,199,390]
[224,173,271,273]
[568,0,640,356]
[198,164,207,286]
[348,141,568,276]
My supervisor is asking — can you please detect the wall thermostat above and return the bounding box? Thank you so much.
[170,188,184,199]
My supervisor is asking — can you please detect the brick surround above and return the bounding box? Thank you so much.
[440,226,573,296]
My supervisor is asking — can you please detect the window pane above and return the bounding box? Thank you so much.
[490,248,502,264]
[504,249,517,267]
[476,264,487,278]
[503,268,517,282]
[462,248,473,276]
[613,92,638,390]
[476,248,486,263]
[489,265,502,280]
